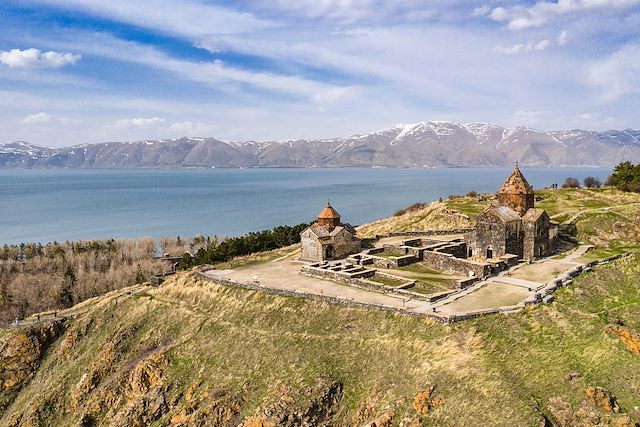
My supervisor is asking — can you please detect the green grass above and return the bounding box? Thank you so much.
[368,273,407,287]
[4,187,640,426]
[469,255,640,420]
[445,197,489,219]
[398,264,443,275]
[3,257,640,426]
[410,279,455,295]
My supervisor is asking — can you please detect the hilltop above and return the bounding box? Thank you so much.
[2,122,640,168]
[1,188,640,426]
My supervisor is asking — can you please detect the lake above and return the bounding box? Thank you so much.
[0,167,612,244]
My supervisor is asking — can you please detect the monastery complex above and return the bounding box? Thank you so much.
[301,166,558,280]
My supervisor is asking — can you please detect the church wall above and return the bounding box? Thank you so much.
[332,229,361,259]
[504,221,524,258]
[300,230,324,262]
[472,214,508,258]
[523,216,552,260]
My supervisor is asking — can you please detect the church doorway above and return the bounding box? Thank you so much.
[486,248,493,259]
[325,245,335,259]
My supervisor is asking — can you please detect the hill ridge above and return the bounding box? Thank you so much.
[2,121,640,168]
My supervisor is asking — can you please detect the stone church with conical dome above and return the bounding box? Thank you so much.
[300,204,361,262]
[465,166,558,261]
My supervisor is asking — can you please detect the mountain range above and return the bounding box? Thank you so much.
[2,121,640,168]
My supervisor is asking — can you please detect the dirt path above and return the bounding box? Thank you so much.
[6,285,147,329]
[560,203,640,225]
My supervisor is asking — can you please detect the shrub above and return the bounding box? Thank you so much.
[193,222,311,266]
[583,176,602,188]
[606,161,640,192]
[466,191,478,197]
[561,177,580,188]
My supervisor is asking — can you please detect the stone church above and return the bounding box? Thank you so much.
[465,166,558,261]
[300,204,361,262]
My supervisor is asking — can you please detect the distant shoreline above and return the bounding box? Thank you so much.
[0,164,615,170]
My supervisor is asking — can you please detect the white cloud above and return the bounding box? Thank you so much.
[20,112,53,124]
[493,39,550,55]
[534,39,551,51]
[18,111,77,126]
[493,44,527,55]
[24,0,273,38]
[115,117,165,128]
[558,30,568,46]
[489,0,640,30]
[0,48,80,69]
[47,33,350,100]
[587,43,640,100]
[169,121,217,135]
[472,5,491,17]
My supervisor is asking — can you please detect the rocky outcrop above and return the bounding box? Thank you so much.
[240,379,343,427]
[607,324,640,356]
[0,321,66,410]
[547,387,632,427]
[584,387,620,414]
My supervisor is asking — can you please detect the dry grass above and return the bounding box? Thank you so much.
[3,256,640,426]
[356,201,475,238]
[438,282,530,313]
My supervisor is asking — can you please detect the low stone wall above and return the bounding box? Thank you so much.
[378,228,474,238]
[300,264,375,281]
[195,271,450,321]
[526,252,631,305]
[367,253,418,269]
[300,265,434,301]
[421,251,491,278]
[433,241,467,258]
[456,277,478,289]
[450,252,634,320]
[151,271,177,287]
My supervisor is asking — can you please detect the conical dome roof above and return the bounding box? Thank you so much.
[317,204,340,220]
[496,165,535,216]
[498,166,533,195]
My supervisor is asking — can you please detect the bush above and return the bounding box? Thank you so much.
[606,161,640,192]
[583,176,602,188]
[466,191,478,197]
[448,194,463,200]
[193,222,311,266]
[561,177,580,188]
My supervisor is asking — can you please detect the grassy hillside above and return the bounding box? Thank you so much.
[1,188,640,426]
[2,256,639,426]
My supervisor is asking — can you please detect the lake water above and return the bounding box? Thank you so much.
[0,167,612,244]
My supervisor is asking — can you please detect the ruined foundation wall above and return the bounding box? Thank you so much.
[420,251,491,278]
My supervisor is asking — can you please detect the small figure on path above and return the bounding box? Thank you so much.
[36,314,40,322]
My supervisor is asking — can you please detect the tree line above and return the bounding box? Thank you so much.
[0,239,167,326]
[560,161,640,191]
[186,222,311,267]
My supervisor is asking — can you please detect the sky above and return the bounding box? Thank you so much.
[0,0,639,147]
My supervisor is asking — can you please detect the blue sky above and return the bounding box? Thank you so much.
[1,0,639,146]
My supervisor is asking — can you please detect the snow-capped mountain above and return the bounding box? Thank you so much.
[1,122,639,168]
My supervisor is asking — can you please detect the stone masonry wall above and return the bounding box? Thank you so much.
[420,251,491,278]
